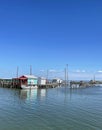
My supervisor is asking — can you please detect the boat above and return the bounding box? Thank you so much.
[21,85,38,89]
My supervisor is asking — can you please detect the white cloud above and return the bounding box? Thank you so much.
[38,69,102,80]
[82,70,86,73]
[69,72,93,80]
[40,70,45,72]
[49,69,57,72]
[73,69,86,73]
[97,70,102,73]
[75,69,81,73]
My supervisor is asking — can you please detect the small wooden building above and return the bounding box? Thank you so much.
[19,75,38,86]
[12,75,38,88]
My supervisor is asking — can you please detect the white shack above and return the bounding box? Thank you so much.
[38,77,46,85]
[52,78,63,84]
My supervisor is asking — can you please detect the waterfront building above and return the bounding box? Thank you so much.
[12,75,38,89]
[52,78,63,84]
[38,77,46,85]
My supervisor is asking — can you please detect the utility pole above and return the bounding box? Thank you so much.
[65,68,67,85]
[46,69,49,84]
[17,66,19,78]
[30,65,32,75]
[66,64,68,86]
[94,74,95,82]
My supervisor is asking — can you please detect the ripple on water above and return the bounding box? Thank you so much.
[0,87,102,130]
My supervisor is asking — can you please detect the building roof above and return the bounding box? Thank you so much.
[23,75,37,79]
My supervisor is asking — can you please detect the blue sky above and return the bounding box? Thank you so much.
[0,0,102,80]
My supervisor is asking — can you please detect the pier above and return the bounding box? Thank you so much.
[0,79,13,88]
[0,79,60,89]
[38,83,60,88]
[70,80,102,88]
[1,78,102,89]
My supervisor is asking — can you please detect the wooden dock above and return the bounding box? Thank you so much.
[0,79,13,88]
[38,83,60,88]
[0,79,60,89]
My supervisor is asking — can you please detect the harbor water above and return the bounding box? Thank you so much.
[0,86,102,130]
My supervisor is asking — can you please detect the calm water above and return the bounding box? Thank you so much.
[0,86,102,130]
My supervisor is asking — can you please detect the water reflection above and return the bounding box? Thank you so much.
[1,87,102,130]
[19,89,47,101]
[38,89,46,99]
[20,89,37,100]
